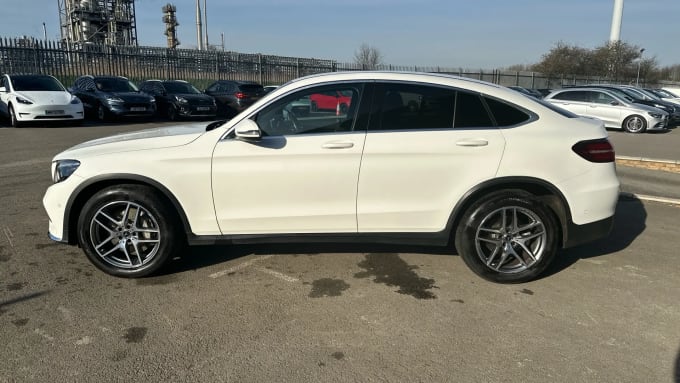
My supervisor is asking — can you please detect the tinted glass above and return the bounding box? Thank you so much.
[552,91,586,102]
[454,91,493,128]
[238,84,264,93]
[94,78,138,92]
[373,84,455,131]
[11,76,65,92]
[163,82,200,94]
[484,97,530,126]
[255,84,363,136]
[589,91,615,104]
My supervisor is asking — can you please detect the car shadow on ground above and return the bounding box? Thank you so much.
[675,346,680,383]
[543,195,647,278]
[160,195,646,279]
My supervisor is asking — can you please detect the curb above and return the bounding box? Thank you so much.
[615,156,680,174]
[620,192,680,206]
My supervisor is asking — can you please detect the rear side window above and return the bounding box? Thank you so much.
[376,84,456,131]
[454,91,493,128]
[552,91,586,102]
[484,97,530,127]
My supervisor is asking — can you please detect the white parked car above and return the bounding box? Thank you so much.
[43,72,620,283]
[544,87,668,133]
[0,74,84,127]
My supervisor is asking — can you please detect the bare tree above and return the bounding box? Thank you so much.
[354,43,383,70]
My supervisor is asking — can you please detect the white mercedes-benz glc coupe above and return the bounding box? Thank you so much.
[43,72,620,283]
[0,74,84,127]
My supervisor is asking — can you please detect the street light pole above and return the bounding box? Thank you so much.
[636,48,645,87]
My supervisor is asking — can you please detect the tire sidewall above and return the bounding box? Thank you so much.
[455,192,559,283]
[623,115,646,133]
[77,185,179,277]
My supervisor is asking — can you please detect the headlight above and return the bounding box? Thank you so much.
[70,96,81,104]
[105,96,124,104]
[16,96,33,105]
[174,96,189,104]
[52,160,80,183]
[648,112,664,119]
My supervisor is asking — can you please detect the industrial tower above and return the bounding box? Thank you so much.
[58,0,138,46]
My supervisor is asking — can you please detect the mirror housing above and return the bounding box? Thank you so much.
[0,86,5,93]
[234,119,262,141]
[610,101,620,106]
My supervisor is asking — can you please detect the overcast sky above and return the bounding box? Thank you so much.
[2,0,678,68]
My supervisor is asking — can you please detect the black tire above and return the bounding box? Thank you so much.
[166,105,178,121]
[622,115,647,133]
[97,103,109,122]
[454,190,559,283]
[9,105,21,128]
[77,185,183,278]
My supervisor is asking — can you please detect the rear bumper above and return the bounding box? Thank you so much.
[564,215,614,248]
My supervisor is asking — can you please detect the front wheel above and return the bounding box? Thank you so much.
[77,185,183,277]
[9,105,21,127]
[97,104,110,122]
[622,115,647,133]
[454,191,559,283]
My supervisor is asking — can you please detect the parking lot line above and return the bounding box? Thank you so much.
[208,254,274,279]
[257,267,299,283]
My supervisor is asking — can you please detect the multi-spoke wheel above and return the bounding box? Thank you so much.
[78,185,182,277]
[622,115,646,133]
[455,190,558,283]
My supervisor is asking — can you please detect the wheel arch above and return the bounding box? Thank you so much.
[447,177,572,248]
[63,174,192,245]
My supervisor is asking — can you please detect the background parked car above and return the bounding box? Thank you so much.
[508,86,543,99]
[0,74,83,127]
[262,85,278,94]
[203,80,264,118]
[310,90,352,113]
[645,88,680,105]
[71,75,156,121]
[140,80,217,120]
[545,87,668,133]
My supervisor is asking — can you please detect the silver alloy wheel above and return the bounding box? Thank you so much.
[624,116,645,132]
[89,201,161,269]
[474,206,547,274]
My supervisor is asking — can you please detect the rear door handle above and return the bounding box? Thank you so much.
[456,139,489,147]
[322,141,354,149]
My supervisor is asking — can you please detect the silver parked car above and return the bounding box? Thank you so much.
[544,88,668,133]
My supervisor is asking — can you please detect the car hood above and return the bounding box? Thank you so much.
[15,91,73,105]
[54,123,207,160]
[172,93,215,103]
[103,91,153,103]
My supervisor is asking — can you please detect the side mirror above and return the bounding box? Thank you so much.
[610,101,620,106]
[0,86,5,93]
[234,119,262,141]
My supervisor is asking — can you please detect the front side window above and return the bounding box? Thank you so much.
[589,91,615,105]
[552,91,586,102]
[254,84,363,136]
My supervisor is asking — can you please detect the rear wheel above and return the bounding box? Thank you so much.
[622,115,647,133]
[77,185,183,278]
[455,190,559,283]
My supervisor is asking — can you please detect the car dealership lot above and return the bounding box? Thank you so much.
[1,123,679,382]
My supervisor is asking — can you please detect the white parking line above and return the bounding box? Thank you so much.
[209,254,274,279]
[257,267,299,283]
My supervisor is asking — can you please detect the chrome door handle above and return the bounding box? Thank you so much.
[322,141,354,149]
[456,139,489,147]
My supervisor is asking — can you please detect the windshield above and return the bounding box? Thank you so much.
[95,78,138,92]
[604,88,635,102]
[11,76,65,92]
[635,88,662,100]
[163,82,200,94]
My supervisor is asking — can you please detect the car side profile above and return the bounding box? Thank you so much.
[71,75,156,121]
[0,74,84,127]
[544,87,668,133]
[139,80,217,120]
[43,72,620,283]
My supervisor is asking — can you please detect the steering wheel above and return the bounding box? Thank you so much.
[283,108,299,133]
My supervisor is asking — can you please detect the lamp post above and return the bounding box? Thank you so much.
[635,48,645,87]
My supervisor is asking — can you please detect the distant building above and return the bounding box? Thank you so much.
[58,0,138,46]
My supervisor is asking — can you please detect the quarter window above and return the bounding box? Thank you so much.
[484,97,531,126]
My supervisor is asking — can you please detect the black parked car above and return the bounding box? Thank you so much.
[71,76,156,121]
[203,80,264,118]
[140,80,217,120]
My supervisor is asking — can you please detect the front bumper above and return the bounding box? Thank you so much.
[43,173,83,244]
[16,103,84,122]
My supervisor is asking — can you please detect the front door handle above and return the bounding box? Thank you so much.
[456,139,489,147]
[322,141,354,149]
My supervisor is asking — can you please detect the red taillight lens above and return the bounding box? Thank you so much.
[235,92,246,99]
[572,139,615,163]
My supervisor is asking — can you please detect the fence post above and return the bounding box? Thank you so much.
[296,58,300,79]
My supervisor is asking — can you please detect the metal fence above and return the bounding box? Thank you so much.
[0,37,671,91]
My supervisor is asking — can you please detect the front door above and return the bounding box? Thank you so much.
[211,82,370,234]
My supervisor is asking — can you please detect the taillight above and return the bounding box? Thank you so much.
[235,92,246,99]
[572,138,615,163]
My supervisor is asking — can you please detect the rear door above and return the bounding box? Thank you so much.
[356,82,507,233]
[548,90,588,116]
[584,90,622,128]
